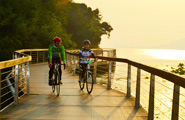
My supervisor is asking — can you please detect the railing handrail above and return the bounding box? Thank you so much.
[0,55,31,69]
[66,51,185,88]
[15,49,48,53]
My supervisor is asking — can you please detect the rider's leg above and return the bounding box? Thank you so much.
[56,58,62,84]
[49,59,54,85]
[82,64,87,79]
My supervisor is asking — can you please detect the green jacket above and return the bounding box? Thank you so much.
[48,44,66,63]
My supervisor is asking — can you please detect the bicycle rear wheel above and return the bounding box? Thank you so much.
[79,70,84,90]
[86,72,93,94]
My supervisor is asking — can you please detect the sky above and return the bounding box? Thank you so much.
[73,0,185,48]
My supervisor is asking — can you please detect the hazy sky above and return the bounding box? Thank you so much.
[73,0,185,48]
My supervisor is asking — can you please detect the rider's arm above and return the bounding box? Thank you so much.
[79,50,84,61]
[60,45,66,63]
[91,50,96,59]
[48,44,53,64]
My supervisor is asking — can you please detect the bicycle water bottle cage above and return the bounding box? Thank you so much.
[87,60,92,64]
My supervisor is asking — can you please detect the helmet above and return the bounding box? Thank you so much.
[53,37,62,43]
[83,40,91,45]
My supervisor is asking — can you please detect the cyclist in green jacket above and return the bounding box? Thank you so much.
[48,37,66,86]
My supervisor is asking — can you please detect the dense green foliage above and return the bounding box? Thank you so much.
[0,0,113,61]
[171,63,185,75]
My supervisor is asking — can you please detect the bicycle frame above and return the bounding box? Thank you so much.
[53,63,60,75]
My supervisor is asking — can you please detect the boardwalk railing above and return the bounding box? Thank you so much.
[1,48,184,120]
[0,50,31,111]
[0,48,116,112]
[66,50,185,120]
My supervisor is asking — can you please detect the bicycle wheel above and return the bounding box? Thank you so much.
[79,70,84,90]
[86,72,93,94]
[56,71,60,96]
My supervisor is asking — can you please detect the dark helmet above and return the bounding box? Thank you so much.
[83,40,91,45]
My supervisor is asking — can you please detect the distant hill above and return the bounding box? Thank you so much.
[156,39,185,50]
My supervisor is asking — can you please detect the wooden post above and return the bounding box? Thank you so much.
[135,68,141,107]
[107,61,112,90]
[93,61,97,84]
[148,74,155,120]
[127,64,131,97]
[171,84,180,120]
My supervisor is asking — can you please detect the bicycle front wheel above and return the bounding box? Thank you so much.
[52,73,55,93]
[86,72,93,94]
[56,71,60,96]
[52,79,55,93]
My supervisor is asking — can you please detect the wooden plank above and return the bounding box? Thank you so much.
[0,63,148,119]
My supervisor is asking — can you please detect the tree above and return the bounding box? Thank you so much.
[0,0,113,61]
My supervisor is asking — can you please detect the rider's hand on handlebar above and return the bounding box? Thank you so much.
[94,58,98,61]
[49,63,52,68]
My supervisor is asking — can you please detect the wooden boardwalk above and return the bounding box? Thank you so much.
[0,63,147,120]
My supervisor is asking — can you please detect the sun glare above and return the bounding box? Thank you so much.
[144,49,185,60]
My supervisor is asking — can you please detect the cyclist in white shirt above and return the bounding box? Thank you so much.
[79,40,97,82]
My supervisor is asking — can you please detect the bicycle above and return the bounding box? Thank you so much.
[79,59,94,94]
[51,63,64,96]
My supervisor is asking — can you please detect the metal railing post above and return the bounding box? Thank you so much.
[107,61,112,90]
[0,69,1,110]
[102,50,103,61]
[68,54,70,69]
[70,55,73,73]
[15,52,17,59]
[37,51,39,63]
[14,64,19,105]
[66,53,68,68]
[135,68,141,107]
[22,63,25,88]
[127,64,131,97]
[73,56,76,76]
[93,61,97,84]
[12,52,15,59]
[148,74,155,120]
[171,84,180,120]
[43,51,45,62]
[67,54,70,69]
[26,62,30,95]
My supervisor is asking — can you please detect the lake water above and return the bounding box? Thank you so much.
[96,48,185,120]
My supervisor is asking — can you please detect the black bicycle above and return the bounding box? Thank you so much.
[51,63,63,96]
[79,59,94,94]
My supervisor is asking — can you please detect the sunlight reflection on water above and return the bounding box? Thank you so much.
[143,49,185,60]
